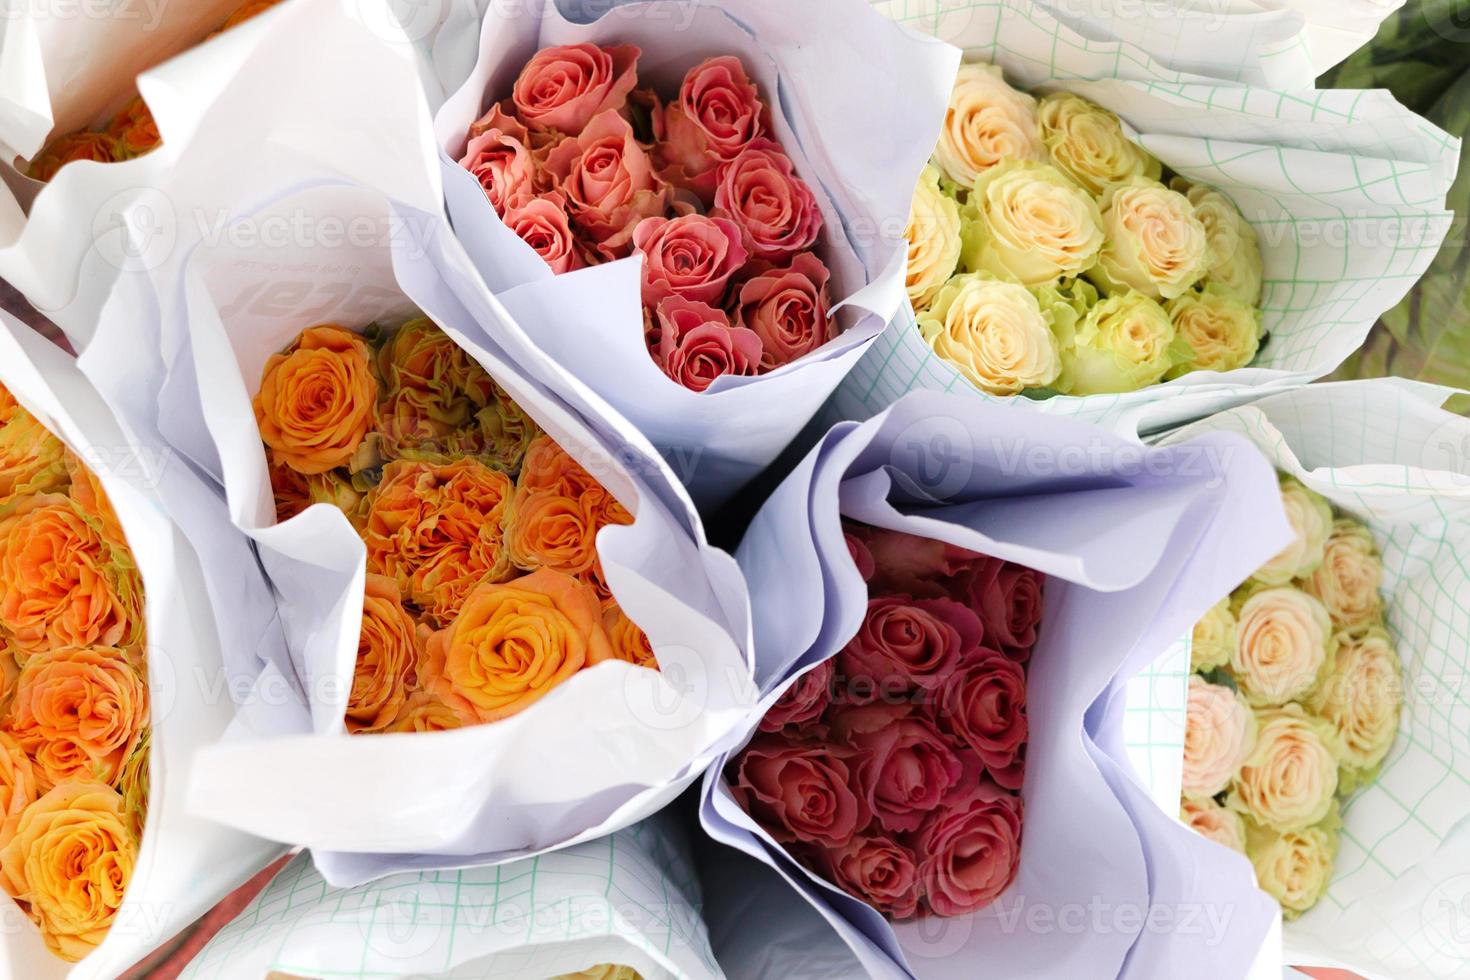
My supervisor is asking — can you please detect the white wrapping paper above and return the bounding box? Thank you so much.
[0,314,282,980]
[698,390,1292,978]
[831,0,1459,442]
[433,0,960,507]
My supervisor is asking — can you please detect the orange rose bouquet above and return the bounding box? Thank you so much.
[0,318,280,974]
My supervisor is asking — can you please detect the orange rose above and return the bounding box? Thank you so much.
[27,132,119,182]
[363,459,514,624]
[374,318,496,464]
[517,433,606,500]
[347,575,421,734]
[8,647,149,792]
[0,732,38,846]
[0,386,68,512]
[0,497,144,658]
[382,691,463,733]
[254,325,378,476]
[269,461,367,529]
[0,782,135,961]
[117,730,149,842]
[604,605,658,670]
[105,96,161,158]
[0,643,17,717]
[422,569,613,725]
[506,491,601,577]
[221,0,283,29]
[65,450,128,550]
[481,382,541,473]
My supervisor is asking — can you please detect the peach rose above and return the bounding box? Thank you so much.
[347,575,422,735]
[504,194,585,275]
[712,141,823,262]
[933,63,1044,188]
[1309,625,1402,790]
[1252,477,1334,586]
[1229,705,1340,833]
[657,56,768,199]
[1191,597,1236,673]
[634,213,749,307]
[735,252,834,370]
[916,274,1061,396]
[117,730,149,842]
[0,497,144,658]
[106,96,161,159]
[1037,92,1160,196]
[0,387,68,512]
[65,451,128,550]
[27,132,119,182]
[1181,797,1245,853]
[604,605,658,670]
[512,43,641,137]
[460,102,538,214]
[1182,676,1256,800]
[8,647,149,792]
[1093,177,1211,301]
[363,459,515,625]
[654,296,763,392]
[960,160,1105,286]
[0,732,38,846]
[1232,586,1334,707]
[906,164,964,311]
[505,490,601,578]
[1246,812,1339,919]
[255,325,378,475]
[383,691,463,734]
[422,569,613,725]
[1303,519,1383,630]
[545,110,673,260]
[517,435,629,525]
[0,782,135,961]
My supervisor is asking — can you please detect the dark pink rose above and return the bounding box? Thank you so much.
[657,56,769,199]
[501,193,584,275]
[845,529,875,582]
[961,559,1046,661]
[633,213,748,307]
[824,833,921,920]
[917,780,1023,916]
[459,103,537,214]
[834,702,964,833]
[736,251,834,370]
[837,596,981,702]
[759,660,833,734]
[932,652,1028,790]
[730,733,870,847]
[654,296,762,393]
[713,140,823,261]
[544,110,672,260]
[512,43,641,136]
[866,528,980,599]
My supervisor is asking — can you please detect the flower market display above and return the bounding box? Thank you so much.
[904,64,1264,397]
[458,44,835,392]
[257,318,657,733]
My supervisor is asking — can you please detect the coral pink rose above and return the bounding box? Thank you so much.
[654,296,763,393]
[824,834,921,920]
[730,733,870,847]
[511,43,641,136]
[758,660,833,733]
[633,214,748,307]
[502,193,584,275]
[459,103,537,213]
[736,252,835,370]
[545,110,672,260]
[713,140,823,261]
[960,558,1045,661]
[845,529,876,582]
[834,703,964,833]
[657,56,768,198]
[934,652,1028,790]
[917,779,1023,916]
[837,595,980,702]
[865,528,979,599]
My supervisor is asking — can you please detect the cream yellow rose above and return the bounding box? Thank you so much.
[1228,705,1340,833]
[1246,810,1339,919]
[1057,291,1185,396]
[1191,597,1237,673]
[1252,478,1333,586]
[1037,92,1161,196]
[1181,797,1246,853]
[1232,586,1335,707]
[905,165,963,312]
[960,160,1104,285]
[934,63,1044,188]
[916,274,1061,395]
[1303,518,1384,630]
[1174,180,1264,306]
[1091,177,1211,300]
[1309,625,1402,791]
[1183,676,1257,800]
[1164,290,1261,377]
[552,967,642,980]
[0,782,136,961]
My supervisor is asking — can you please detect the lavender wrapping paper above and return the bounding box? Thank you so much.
[698,390,1292,978]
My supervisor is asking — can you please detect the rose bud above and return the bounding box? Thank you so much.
[823,834,921,920]
[933,652,1029,790]
[864,528,979,598]
[634,213,748,307]
[544,110,673,261]
[502,193,584,275]
[511,43,641,137]
[1228,705,1341,833]
[916,779,1023,916]
[837,595,981,701]
[833,702,965,833]
[933,62,1044,188]
[759,660,834,734]
[735,252,835,370]
[730,733,870,847]
[960,558,1045,661]
[657,55,769,200]
[712,140,823,261]
[1181,676,1256,800]
[653,296,763,393]
[459,103,538,214]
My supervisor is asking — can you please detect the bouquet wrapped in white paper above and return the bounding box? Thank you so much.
[0,314,281,979]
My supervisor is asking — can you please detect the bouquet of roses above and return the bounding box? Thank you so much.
[728,520,1035,922]
[701,390,1290,978]
[1180,474,1400,919]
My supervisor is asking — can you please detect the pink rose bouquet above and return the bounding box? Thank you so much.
[458,45,836,392]
[727,519,1037,921]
